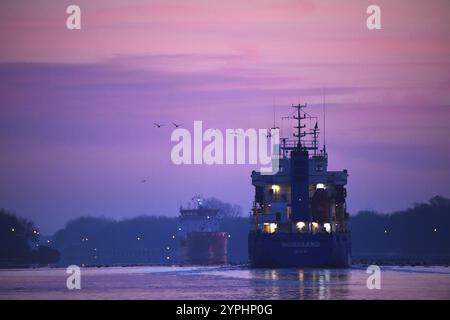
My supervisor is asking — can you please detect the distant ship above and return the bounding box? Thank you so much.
[249,103,351,268]
[178,197,228,265]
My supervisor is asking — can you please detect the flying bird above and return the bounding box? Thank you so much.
[172,122,183,128]
[153,123,165,128]
[141,179,148,183]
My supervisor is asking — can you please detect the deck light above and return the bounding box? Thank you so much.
[296,222,306,230]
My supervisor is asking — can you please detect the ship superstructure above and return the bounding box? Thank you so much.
[249,103,351,268]
[178,197,228,265]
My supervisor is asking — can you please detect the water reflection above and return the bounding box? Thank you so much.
[249,268,351,299]
[1,266,449,299]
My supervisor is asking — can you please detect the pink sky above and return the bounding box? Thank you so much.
[0,0,449,232]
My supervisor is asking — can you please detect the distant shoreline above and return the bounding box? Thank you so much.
[1,261,449,270]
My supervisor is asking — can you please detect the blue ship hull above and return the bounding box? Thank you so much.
[248,232,351,268]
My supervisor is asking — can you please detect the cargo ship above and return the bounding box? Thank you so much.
[178,197,228,265]
[249,103,351,268]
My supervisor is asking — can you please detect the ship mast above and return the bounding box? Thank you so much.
[292,103,307,148]
[311,122,319,156]
[322,88,327,156]
[279,103,322,156]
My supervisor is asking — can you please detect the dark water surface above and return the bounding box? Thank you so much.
[0,265,449,299]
